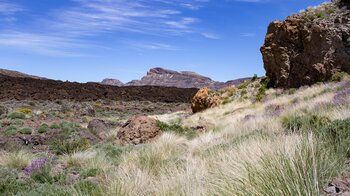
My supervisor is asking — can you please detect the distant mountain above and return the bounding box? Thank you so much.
[101,78,124,87]
[102,67,251,90]
[0,68,45,80]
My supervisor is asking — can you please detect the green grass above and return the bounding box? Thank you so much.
[50,138,91,155]
[38,123,49,134]
[19,127,32,135]
[4,125,18,136]
[156,120,197,139]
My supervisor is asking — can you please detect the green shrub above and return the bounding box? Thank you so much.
[50,138,91,155]
[156,121,197,139]
[7,112,26,120]
[19,128,32,135]
[281,114,330,133]
[331,71,347,82]
[38,124,49,134]
[255,77,270,102]
[251,74,258,82]
[12,119,24,126]
[4,125,18,136]
[49,124,60,129]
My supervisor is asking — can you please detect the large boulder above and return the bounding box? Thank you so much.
[261,2,350,88]
[117,116,161,145]
[191,87,221,113]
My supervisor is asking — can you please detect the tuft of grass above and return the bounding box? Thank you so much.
[156,120,197,139]
[0,151,33,170]
[50,138,91,155]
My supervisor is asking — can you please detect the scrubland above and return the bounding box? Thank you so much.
[1,76,350,195]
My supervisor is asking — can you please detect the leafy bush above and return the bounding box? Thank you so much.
[50,138,91,155]
[12,119,24,126]
[156,121,197,139]
[281,114,330,133]
[331,71,347,82]
[16,108,32,115]
[38,124,49,134]
[19,128,32,135]
[251,74,258,82]
[7,112,26,120]
[4,125,18,136]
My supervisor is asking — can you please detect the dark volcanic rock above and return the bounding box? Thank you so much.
[121,67,251,90]
[0,74,197,103]
[101,78,124,86]
[261,2,350,88]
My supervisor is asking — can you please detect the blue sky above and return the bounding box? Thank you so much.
[0,0,328,83]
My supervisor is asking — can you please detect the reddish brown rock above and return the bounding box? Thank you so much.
[191,87,221,113]
[117,116,161,145]
[261,2,350,88]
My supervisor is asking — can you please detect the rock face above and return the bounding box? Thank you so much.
[117,116,161,145]
[101,78,124,87]
[261,2,350,88]
[102,67,251,90]
[191,87,221,113]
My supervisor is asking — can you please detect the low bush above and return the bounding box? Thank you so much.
[19,128,32,135]
[255,77,270,102]
[4,125,18,136]
[73,180,102,196]
[331,71,347,82]
[281,114,330,133]
[7,112,26,120]
[38,124,49,134]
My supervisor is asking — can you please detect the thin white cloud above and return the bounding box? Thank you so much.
[51,0,206,36]
[0,1,22,14]
[0,32,89,56]
[240,33,256,37]
[201,32,220,39]
[128,41,180,51]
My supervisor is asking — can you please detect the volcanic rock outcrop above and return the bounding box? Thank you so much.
[117,116,161,145]
[102,67,251,90]
[261,2,350,88]
[191,87,221,113]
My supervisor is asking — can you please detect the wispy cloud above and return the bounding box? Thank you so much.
[51,0,207,36]
[0,32,89,56]
[240,32,256,37]
[128,41,180,51]
[0,0,22,14]
[201,32,220,39]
